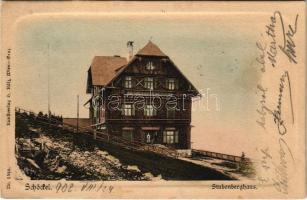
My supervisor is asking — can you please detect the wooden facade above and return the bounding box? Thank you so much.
[86,41,200,149]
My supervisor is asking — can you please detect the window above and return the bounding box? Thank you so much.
[122,130,133,141]
[144,77,154,90]
[167,108,176,118]
[166,78,177,90]
[124,76,132,88]
[122,104,135,116]
[144,105,157,117]
[93,86,100,96]
[146,61,155,70]
[163,130,179,144]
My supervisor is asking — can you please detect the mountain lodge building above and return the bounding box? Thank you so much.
[85,41,200,149]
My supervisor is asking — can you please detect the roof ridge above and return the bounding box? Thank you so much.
[136,41,167,57]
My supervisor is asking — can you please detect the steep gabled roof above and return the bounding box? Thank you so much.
[87,42,200,96]
[89,56,127,86]
[136,41,167,57]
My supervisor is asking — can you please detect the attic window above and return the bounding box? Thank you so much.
[166,78,177,90]
[124,76,132,88]
[144,77,154,90]
[146,61,155,70]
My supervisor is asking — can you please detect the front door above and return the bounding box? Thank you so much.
[144,131,158,144]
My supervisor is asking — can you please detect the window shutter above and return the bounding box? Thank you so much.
[163,131,167,143]
[154,79,158,88]
[153,108,157,116]
[144,78,148,89]
[132,78,135,88]
[121,105,125,115]
[175,131,179,143]
[132,106,135,116]
[144,106,147,116]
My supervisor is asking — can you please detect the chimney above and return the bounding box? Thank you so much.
[127,41,134,60]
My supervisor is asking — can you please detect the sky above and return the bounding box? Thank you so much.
[14,13,264,156]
